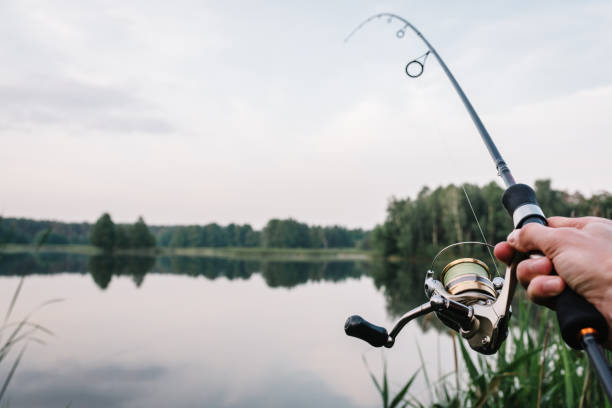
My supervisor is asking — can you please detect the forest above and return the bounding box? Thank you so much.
[372,179,612,258]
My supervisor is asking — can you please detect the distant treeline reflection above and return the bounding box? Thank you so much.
[0,251,496,334]
[0,253,368,290]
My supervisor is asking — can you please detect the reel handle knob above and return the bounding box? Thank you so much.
[344,315,390,347]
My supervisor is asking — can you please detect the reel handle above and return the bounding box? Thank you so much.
[344,315,389,347]
[503,184,609,349]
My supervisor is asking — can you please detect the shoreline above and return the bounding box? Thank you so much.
[0,244,374,262]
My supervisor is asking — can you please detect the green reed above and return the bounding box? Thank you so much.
[368,296,611,407]
[0,277,58,404]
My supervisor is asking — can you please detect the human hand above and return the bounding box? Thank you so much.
[494,216,612,347]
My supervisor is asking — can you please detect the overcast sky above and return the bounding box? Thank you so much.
[1,0,611,228]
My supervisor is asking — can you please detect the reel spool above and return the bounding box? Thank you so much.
[440,258,496,301]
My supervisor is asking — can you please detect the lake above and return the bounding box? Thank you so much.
[0,253,457,407]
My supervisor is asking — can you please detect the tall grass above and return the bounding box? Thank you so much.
[0,277,59,405]
[368,296,611,407]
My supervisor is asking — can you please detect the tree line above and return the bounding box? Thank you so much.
[0,217,89,245]
[155,223,261,248]
[0,215,368,249]
[262,219,367,249]
[372,179,612,258]
[5,179,604,253]
[154,219,367,249]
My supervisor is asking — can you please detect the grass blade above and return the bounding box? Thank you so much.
[390,369,420,408]
[383,359,389,408]
[3,278,24,327]
[561,344,575,408]
[416,342,434,403]
[458,337,485,392]
[362,355,382,395]
[0,343,27,402]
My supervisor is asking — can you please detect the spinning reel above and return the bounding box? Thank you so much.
[345,243,522,355]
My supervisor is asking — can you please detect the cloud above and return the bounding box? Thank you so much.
[0,76,175,134]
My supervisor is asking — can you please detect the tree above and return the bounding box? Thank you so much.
[170,227,189,247]
[203,223,228,247]
[33,229,68,245]
[129,217,156,248]
[262,218,311,248]
[242,225,261,247]
[90,213,115,251]
[156,227,173,247]
[115,225,131,249]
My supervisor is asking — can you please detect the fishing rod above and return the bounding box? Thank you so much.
[343,12,612,400]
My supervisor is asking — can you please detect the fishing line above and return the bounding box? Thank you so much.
[429,241,495,272]
[348,13,497,274]
[462,186,501,277]
[435,112,501,278]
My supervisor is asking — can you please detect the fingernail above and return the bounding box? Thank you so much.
[542,277,563,295]
[507,230,519,244]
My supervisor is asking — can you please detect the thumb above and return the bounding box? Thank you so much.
[506,223,560,255]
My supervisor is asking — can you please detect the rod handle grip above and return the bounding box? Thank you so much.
[344,315,389,347]
[503,184,609,348]
[522,217,608,349]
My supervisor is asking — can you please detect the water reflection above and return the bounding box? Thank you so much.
[89,255,156,288]
[369,260,430,316]
[0,252,89,276]
[0,252,476,315]
[158,256,258,280]
[0,252,461,407]
[0,253,369,290]
[14,363,166,408]
[0,249,498,311]
[13,362,359,408]
[261,261,363,288]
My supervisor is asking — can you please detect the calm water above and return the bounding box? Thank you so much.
[0,253,456,407]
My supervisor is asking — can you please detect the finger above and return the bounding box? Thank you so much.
[526,275,565,303]
[506,223,565,255]
[516,256,553,288]
[493,242,514,264]
[547,216,612,229]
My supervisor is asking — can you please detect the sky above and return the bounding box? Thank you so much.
[1,0,611,229]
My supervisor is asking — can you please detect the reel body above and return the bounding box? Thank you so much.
[345,245,521,355]
[424,256,515,354]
